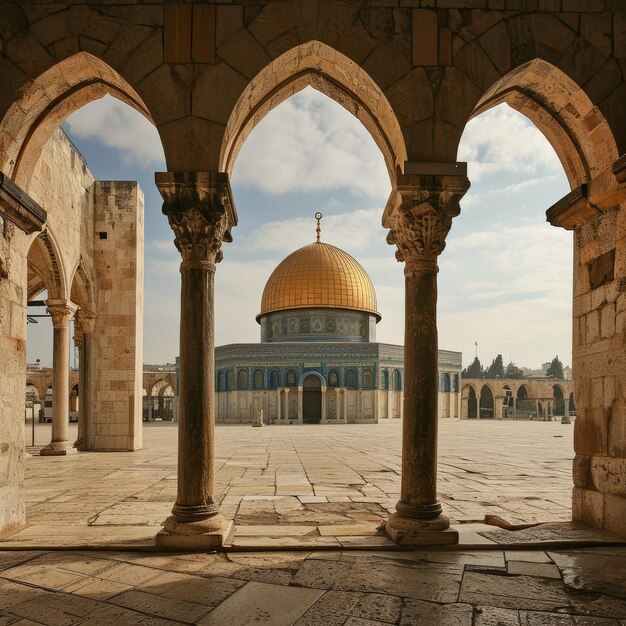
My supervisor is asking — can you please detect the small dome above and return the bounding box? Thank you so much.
[258,241,380,320]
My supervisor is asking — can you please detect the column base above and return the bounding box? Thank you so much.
[385,512,458,545]
[40,444,77,456]
[156,515,233,549]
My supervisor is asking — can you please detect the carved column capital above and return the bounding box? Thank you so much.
[45,299,77,329]
[156,172,238,268]
[74,308,96,339]
[384,174,470,273]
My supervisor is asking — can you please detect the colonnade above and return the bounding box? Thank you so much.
[153,166,469,547]
[39,300,77,456]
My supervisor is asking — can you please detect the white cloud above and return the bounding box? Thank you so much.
[233,87,390,200]
[459,105,563,182]
[64,95,164,169]
[240,208,387,255]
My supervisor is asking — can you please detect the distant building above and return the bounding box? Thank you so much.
[215,220,462,424]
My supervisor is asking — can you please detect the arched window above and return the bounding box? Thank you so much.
[346,369,358,390]
[328,369,339,387]
[381,370,389,390]
[237,369,247,389]
[286,369,297,387]
[269,369,279,389]
[363,369,373,388]
[217,371,224,391]
[443,372,451,392]
[453,373,459,392]
[392,369,401,390]
[225,370,231,391]
[253,369,264,389]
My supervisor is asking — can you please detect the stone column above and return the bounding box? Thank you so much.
[74,311,94,450]
[298,387,303,422]
[155,171,237,548]
[41,300,77,456]
[384,171,469,544]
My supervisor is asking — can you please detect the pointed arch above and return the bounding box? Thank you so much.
[26,228,68,300]
[220,40,407,183]
[469,59,618,189]
[69,257,96,316]
[0,52,154,188]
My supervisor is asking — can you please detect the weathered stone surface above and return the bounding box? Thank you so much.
[199,581,323,626]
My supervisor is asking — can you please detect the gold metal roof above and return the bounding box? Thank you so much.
[258,241,380,320]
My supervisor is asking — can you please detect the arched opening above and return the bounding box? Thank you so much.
[569,392,576,417]
[302,374,322,424]
[237,369,248,390]
[553,384,565,417]
[381,370,389,390]
[479,385,494,420]
[465,385,478,419]
[253,369,264,390]
[345,369,358,391]
[221,41,406,185]
[268,369,279,390]
[328,370,339,388]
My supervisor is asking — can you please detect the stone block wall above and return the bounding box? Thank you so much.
[89,181,144,451]
[572,205,626,537]
[0,220,27,533]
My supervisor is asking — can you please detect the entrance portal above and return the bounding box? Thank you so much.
[303,375,322,424]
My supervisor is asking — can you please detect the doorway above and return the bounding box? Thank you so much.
[303,375,322,424]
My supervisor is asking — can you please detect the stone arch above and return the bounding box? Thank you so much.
[26,228,68,300]
[69,258,96,317]
[299,371,326,387]
[462,383,478,419]
[220,40,407,184]
[553,383,566,416]
[0,52,155,189]
[467,59,618,189]
[150,379,171,397]
[517,385,529,400]
[479,384,495,419]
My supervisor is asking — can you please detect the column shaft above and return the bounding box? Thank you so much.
[173,261,218,520]
[42,300,77,456]
[399,267,439,513]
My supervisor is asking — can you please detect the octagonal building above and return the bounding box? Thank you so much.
[215,221,461,424]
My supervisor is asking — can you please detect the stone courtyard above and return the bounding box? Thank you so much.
[3,421,626,624]
[8,420,573,549]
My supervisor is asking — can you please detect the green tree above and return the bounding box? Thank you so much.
[462,357,482,379]
[547,356,564,379]
[485,354,505,379]
[506,362,524,379]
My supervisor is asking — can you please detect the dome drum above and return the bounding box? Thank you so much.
[260,308,377,343]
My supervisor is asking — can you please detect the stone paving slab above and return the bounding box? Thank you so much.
[1,547,626,625]
[0,419,605,550]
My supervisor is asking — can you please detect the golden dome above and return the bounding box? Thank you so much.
[258,241,380,320]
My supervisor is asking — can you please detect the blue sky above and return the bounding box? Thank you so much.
[27,87,572,369]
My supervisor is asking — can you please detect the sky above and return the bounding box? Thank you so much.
[27,87,572,370]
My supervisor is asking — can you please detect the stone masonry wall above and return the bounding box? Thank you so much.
[572,204,626,537]
[28,129,95,290]
[89,181,144,451]
[0,220,28,533]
